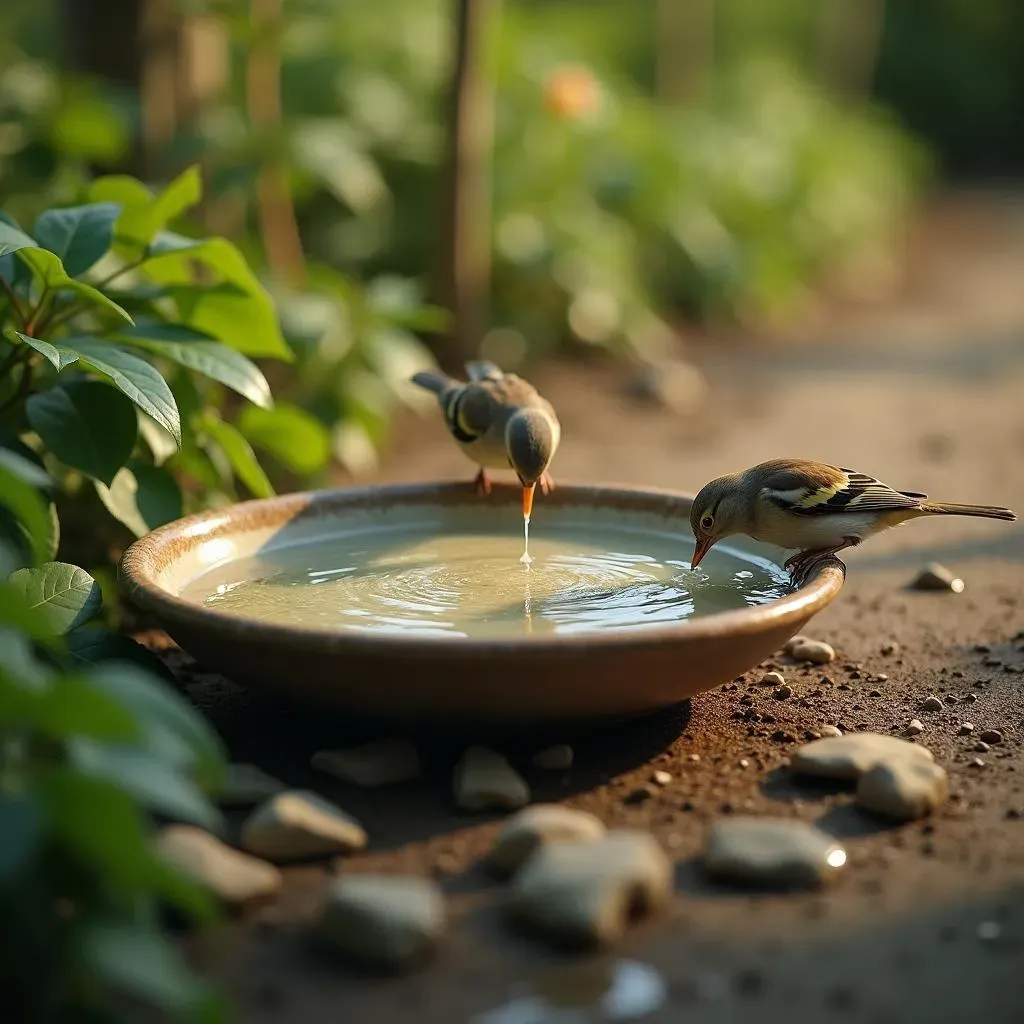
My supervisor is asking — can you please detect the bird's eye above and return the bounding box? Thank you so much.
[700,514,714,531]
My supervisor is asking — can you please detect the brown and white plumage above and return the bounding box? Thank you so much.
[689,458,1016,584]
[411,360,561,516]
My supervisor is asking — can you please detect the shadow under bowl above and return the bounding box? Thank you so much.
[118,481,843,724]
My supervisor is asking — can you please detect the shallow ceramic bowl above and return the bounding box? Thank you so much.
[119,482,843,724]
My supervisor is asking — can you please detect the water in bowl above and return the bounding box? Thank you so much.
[180,522,790,640]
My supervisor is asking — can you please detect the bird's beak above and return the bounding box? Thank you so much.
[522,482,536,519]
[690,535,714,570]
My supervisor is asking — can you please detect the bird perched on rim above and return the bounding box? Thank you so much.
[411,360,561,519]
[689,458,1017,584]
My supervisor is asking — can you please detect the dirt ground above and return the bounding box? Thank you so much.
[156,195,1024,1022]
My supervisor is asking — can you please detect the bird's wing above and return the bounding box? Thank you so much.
[465,360,504,383]
[761,463,926,517]
[439,381,498,444]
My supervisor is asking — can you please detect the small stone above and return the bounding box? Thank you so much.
[490,805,606,876]
[157,825,281,905]
[978,729,1003,745]
[704,817,846,889]
[782,635,808,654]
[241,791,367,863]
[964,693,978,703]
[788,640,836,665]
[453,747,529,812]
[905,719,925,736]
[959,723,975,736]
[317,875,445,971]
[856,760,949,821]
[969,758,986,768]
[973,643,991,653]
[792,733,934,781]
[982,657,1003,667]
[773,685,793,700]
[819,725,844,738]
[944,694,959,704]
[868,689,883,698]
[759,671,786,687]
[686,753,701,763]
[217,764,286,807]
[532,744,574,771]
[921,696,944,712]
[623,786,654,805]
[509,831,671,947]
[311,738,421,787]
[651,770,673,786]
[881,642,900,656]
[908,563,964,593]
[974,741,991,754]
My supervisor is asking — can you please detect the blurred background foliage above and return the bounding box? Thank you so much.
[2,0,1021,499]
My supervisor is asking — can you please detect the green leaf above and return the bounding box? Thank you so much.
[201,415,275,498]
[151,166,202,227]
[0,463,52,564]
[117,323,273,409]
[34,675,141,742]
[144,237,293,361]
[148,857,219,926]
[65,626,176,683]
[137,412,178,467]
[63,280,134,324]
[0,580,60,643]
[0,796,40,882]
[63,338,181,444]
[81,920,206,1013]
[96,461,183,538]
[84,664,225,788]
[32,202,121,277]
[11,330,79,371]
[0,441,52,490]
[0,624,52,690]
[8,561,102,634]
[148,230,206,258]
[239,403,330,475]
[27,380,138,485]
[0,219,39,259]
[13,246,134,324]
[70,740,220,829]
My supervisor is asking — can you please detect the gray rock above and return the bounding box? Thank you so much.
[312,738,421,787]
[217,763,286,806]
[157,825,281,905]
[908,563,964,593]
[856,760,949,821]
[454,747,530,812]
[979,729,1003,745]
[509,831,671,947]
[490,804,606,876]
[704,817,846,889]
[958,723,975,736]
[921,696,944,712]
[532,744,574,771]
[317,875,445,970]
[792,733,934,781]
[241,790,367,862]
[787,639,836,665]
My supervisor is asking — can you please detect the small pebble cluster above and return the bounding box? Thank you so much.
[159,606,1021,978]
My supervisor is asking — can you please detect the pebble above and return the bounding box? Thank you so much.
[157,825,281,905]
[453,747,530,812]
[759,671,786,687]
[532,744,574,771]
[792,733,934,781]
[908,563,964,593]
[704,817,846,889]
[623,786,654,805]
[317,875,445,971]
[856,760,949,821]
[782,636,808,654]
[509,831,671,947]
[651,770,673,786]
[774,685,793,700]
[979,729,1003,745]
[217,763,286,807]
[312,739,421,787]
[489,804,606,876]
[241,791,367,862]
[905,719,925,736]
[819,725,844,738]
[959,723,975,736]
[975,741,991,754]
[969,758,986,768]
[881,642,900,656]
[921,696,944,712]
[788,639,836,665]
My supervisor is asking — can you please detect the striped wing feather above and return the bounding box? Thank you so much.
[765,465,926,517]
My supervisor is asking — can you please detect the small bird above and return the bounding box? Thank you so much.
[689,459,1017,584]
[411,360,561,519]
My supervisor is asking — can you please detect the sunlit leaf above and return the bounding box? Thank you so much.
[63,280,134,324]
[12,246,133,323]
[95,461,183,538]
[8,561,102,634]
[27,380,138,485]
[239,403,330,475]
[137,412,178,467]
[0,220,40,259]
[200,414,275,499]
[89,175,156,250]
[11,331,79,371]
[151,166,202,227]
[32,202,121,277]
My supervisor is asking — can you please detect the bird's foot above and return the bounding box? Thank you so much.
[786,550,848,588]
[473,468,492,497]
[539,472,556,496]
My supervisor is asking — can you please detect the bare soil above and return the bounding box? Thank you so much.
[147,194,1024,1022]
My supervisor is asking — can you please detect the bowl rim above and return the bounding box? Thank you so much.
[118,479,845,655]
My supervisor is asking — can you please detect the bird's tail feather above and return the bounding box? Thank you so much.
[918,502,1017,522]
[410,370,452,395]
